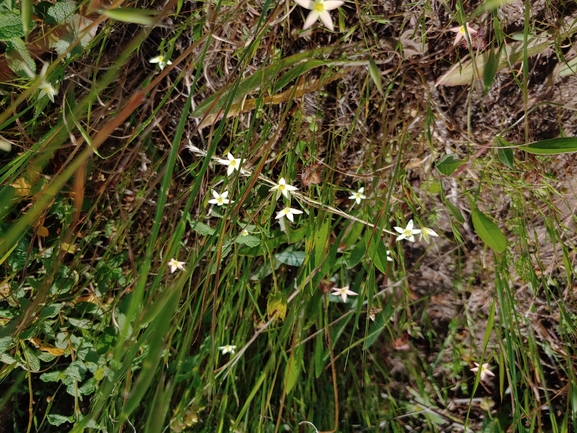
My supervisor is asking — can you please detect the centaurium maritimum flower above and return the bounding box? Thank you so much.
[270,178,298,200]
[219,153,242,176]
[149,54,172,70]
[294,0,344,31]
[470,362,495,381]
[275,207,303,223]
[394,219,421,242]
[208,190,231,206]
[330,285,358,303]
[36,63,57,103]
[349,187,366,205]
[450,23,477,47]
[168,258,185,273]
[219,345,237,355]
[419,227,439,243]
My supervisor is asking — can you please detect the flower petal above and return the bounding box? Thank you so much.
[294,0,315,8]
[323,0,344,10]
[303,10,319,29]
[318,10,334,30]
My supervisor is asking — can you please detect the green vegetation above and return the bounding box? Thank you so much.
[1,0,577,431]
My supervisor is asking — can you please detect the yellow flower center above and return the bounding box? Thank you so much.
[314,1,325,12]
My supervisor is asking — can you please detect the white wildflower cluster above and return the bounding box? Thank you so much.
[394,219,438,244]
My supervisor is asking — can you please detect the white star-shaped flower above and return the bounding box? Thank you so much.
[270,177,298,200]
[208,190,231,206]
[218,345,237,355]
[394,219,421,242]
[168,258,185,273]
[275,206,303,223]
[449,23,477,46]
[419,227,439,243]
[36,63,57,103]
[38,80,57,102]
[149,54,172,70]
[294,0,344,31]
[349,187,366,205]
[218,153,242,176]
[470,362,495,381]
[330,285,358,303]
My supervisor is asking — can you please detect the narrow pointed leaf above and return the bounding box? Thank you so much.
[368,57,384,95]
[519,137,577,155]
[472,209,507,253]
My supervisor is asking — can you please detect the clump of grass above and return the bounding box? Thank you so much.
[1,0,577,431]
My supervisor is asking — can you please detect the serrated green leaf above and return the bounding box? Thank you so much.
[0,336,13,353]
[234,235,260,247]
[6,37,35,77]
[275,250,305,267]
[190,221,215,236]
[435,154,467,176]
[472,209,507,253]
[40,302,65,318]
[22,345,41,371]
[47,414,72,426]
[45,0,75,25]
[519,137,577,155]
[0,12,23,40]
[40,370,64,382]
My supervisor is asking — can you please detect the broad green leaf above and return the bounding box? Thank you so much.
[494,135,514,168]
[102,8,157,25]
[275,249,305,267]
[368,57,384,95]
[472,209,507,253]
[367,237,391,275]
[519,137,577,155]
[435,154,467,176]
[436,34,551,86]
[0,12,23,40]
[45,0,75,25]
[497,147,514,168]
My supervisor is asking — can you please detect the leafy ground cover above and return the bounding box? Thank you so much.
[1,0,577,431]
